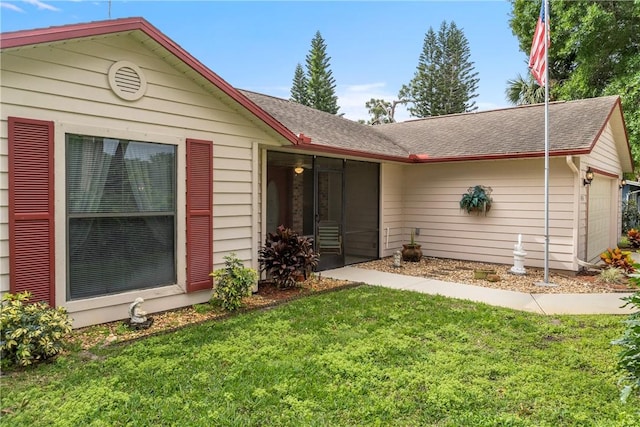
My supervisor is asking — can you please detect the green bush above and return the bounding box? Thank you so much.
[209,253,257,311]
[258,225,319,288]
[622,199,640,234]
[1,292,73,369]
[612,292,640,402]
[600,248,635,273]
[627,228,640,249]
[598,267,625,285]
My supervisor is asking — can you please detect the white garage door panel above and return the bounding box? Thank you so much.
[587,176,613,261]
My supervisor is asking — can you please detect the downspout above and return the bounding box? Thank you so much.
[566,156,598,270]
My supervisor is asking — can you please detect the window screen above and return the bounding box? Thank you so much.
[66,134,176,299]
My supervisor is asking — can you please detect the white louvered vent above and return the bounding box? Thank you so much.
[108,61,147,101]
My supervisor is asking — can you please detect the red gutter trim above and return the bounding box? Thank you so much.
[297,133,312,144]
[585,96,633,172]
[1,17,300,146]
[411,148,592,164]
[614,97,634,172]
[588,96,617,152]
[290,142,588,164]
[291,143,412,163]
[1,17,146,48]
[590,167,619,179]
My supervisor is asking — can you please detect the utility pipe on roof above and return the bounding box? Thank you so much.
[566,156,599,270]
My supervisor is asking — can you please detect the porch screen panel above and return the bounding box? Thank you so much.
[66,135,176,299]
[344,160,379,262]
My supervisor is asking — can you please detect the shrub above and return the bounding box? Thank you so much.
[210,253,258,311]
[618,236,632,249]
[622,198,640,233]
[259,225,319,288]
[612,292,640,402]
[598,267,625,285]
[628,229,640,249]
[1,292,72,369]
[600,248,635,273]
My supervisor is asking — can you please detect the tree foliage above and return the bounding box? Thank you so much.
[509,0,640,163]
[399,21,479,117]
[365,98,394,125]
[290,31,340,114]
[290,63,309,106]
[505,73,547,106]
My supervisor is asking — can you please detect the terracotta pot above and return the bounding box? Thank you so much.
[401,244,422,262]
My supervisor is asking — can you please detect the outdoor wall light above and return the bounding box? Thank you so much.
[583,167,594,186]
[294,166,304,174]
[620,178,627,188]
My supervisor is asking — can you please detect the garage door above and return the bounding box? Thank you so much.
[587,176,614,261]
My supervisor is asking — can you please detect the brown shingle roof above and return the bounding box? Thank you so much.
[243,89,621,163]
[373,96,621,161]
[240,90,411,159]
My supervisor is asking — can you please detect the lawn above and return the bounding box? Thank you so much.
[1,285,639,426]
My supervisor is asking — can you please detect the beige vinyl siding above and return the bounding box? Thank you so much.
[1,34,280,326]
[588,123,623,174]
[380,163,405,257]
[401,158,577,270]
[0,123,7,294]
[582,123,623,259]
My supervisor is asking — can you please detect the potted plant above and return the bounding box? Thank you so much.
[460,185,493,215]
[258,225,319,288]
[401,229,422,262]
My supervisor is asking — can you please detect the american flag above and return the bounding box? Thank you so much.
[529,1,548,87]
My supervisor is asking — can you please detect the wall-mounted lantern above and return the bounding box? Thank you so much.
[583,167,594,186]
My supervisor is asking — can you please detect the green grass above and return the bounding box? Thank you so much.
[1,285,639,426]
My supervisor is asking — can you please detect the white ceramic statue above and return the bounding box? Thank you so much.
[129,297,147,324]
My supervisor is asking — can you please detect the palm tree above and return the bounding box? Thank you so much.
[505,73,546,105]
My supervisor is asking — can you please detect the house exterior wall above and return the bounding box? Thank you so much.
[380,163,406,258]
[397,157,579,271]
[0,35,277,327]
[581,122,624,260]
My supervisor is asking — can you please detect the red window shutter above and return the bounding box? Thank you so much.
[8,117,55,306]
[186,139,213,292]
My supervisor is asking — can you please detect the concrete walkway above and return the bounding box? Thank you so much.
[321,266,636,315]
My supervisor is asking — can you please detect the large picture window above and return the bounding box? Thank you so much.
[66,134,176,299]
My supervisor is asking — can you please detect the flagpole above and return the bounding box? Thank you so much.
[543,0,550,283]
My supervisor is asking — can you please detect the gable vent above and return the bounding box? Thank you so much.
[108,61,147,101]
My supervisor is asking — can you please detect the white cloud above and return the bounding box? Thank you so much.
[22,0,60,11]
[1,2,25,12]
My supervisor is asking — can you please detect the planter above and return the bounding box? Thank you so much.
[401,244,423,262]
[473,268,496,280]
[460,185,493,215]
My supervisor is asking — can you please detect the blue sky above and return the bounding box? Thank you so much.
[1,0,530,122]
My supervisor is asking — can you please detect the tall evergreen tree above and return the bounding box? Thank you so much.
[296,31,339,114]
[399,21,479,117]
[290,63,309,105]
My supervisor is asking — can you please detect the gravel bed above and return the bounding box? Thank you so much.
[356,256,635,294]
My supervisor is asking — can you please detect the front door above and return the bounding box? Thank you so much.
[315,158,344,270]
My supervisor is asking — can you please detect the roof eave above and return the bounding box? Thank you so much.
[407,148,593,164]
